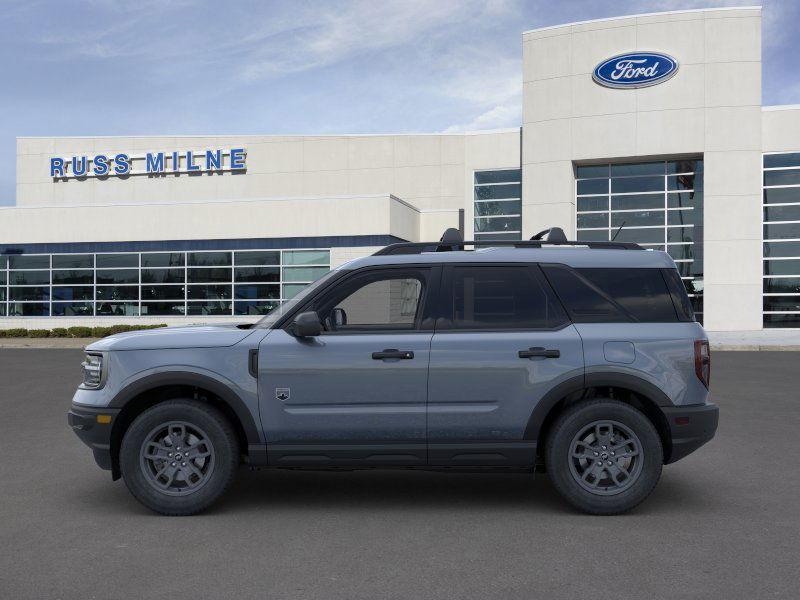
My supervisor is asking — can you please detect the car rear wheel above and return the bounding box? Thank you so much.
[120,400,239,515]
[545,399,663,515]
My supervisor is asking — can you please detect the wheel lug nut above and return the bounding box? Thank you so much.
[171,462,176,467]
[601,446,607,450]
[596,461,602,466]
[168,453,173,457]
[610,451,615,456]
[607,461,612,466]
[181,462,186,466]
[593,451,599,456]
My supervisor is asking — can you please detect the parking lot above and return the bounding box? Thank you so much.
[0,349,798,599]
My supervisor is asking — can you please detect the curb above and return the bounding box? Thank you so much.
[0,338,100,349]
[710,344,800,351]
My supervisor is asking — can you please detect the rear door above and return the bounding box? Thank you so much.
[427,264,584,467]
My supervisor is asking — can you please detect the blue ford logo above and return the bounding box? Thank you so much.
[593,52,679,89]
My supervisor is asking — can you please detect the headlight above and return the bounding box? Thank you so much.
[81,352,105,389]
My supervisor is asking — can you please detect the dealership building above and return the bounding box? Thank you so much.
[2,6,799,332]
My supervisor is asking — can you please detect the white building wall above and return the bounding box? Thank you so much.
[522,7,763,331]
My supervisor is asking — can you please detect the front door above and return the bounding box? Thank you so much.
[427,264,584,467]
[258,266,439,466]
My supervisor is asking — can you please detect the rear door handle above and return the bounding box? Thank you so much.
[372,349,414,360]
[518,347,560,359]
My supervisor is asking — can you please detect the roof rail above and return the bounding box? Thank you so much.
[373,238,644,256]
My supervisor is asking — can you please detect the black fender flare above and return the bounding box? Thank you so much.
[523,372,673,442]
[108,371,261,445]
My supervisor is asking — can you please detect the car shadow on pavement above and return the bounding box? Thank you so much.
[67,466,717,517]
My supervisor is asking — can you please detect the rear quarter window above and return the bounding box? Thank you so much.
[542,266,680,323]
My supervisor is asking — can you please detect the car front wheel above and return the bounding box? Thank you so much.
[120,399,239,515]
[545,399,663,515]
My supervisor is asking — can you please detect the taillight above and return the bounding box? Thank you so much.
[694,339,711,388]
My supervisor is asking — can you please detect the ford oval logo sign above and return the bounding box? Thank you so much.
[593,52,679,89]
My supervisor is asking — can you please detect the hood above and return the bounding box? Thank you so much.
[86,324,258,351]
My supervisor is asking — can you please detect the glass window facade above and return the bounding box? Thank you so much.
[576,159,704,322]
[474,169,522,241]
[0,248,330,318]
[763,153,800,328]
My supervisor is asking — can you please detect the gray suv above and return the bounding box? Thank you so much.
[68,229,718,515]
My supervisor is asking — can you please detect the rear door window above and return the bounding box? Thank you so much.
[443,265,568,330]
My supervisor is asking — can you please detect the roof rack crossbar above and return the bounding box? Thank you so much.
[373,239,644,256]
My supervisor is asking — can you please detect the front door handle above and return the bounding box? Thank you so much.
[372,349,414,360]
[518,347,560,359]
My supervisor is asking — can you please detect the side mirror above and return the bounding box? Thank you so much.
[291,311,322,338]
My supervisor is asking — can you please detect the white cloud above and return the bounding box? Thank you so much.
[442,103,521,132]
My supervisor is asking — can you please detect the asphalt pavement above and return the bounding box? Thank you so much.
[0,349,798,599]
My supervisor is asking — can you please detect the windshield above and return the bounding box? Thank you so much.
[255,268,341,329]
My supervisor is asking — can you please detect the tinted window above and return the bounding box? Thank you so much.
[542,266,630,323]
[141,253,185,267]
[447,266,567,330]
[661,268,695,321]
[96,254,137,268]
[52,254,93,269]
[577,268,678,322]
[9,255,49,269]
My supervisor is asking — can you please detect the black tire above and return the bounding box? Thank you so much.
[120,399,239,515]
[545,399,663,515]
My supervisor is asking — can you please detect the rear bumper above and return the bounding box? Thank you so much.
[662,402,719,464]
[67,404,120,471]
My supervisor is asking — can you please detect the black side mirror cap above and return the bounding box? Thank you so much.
[291,311,322,337]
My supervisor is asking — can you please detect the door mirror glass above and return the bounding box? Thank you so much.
[291,311,322,337]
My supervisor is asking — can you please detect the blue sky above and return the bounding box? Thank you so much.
[1,0,798,206]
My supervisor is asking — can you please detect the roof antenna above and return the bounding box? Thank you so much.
[611,221,626,241]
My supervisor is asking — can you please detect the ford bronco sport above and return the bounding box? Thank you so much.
[68,228,718,515]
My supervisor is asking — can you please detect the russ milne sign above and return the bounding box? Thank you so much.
[592,52,678,89]
[50,148,246,179]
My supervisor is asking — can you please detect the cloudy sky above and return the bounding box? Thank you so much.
[1,0,798,205]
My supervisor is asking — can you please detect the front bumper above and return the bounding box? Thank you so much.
[662,402,719,464]
[67,404,121,471]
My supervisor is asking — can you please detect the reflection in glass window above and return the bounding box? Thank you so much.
[187,302,233,315]
[474,169,521,241]
[141,253,185,268]
[52,286,94,301]
[0,249,329,319]
[764,153,800,328]
[9,255,49,269]
[8,302,49,316]
[96,254,137,268]
[235,301,280,315]
[234,267,279,282]
[52,302,94,316]
[52,270,93,285]
[234,251,279,266]
[96,269,138,284]
[10,287,50,301]
[52,254,93,269]
[188,252,231,266]
[10,271,50,285]
[141,268,184,284]
[576,159,704,322]
[96,302,138,316]
[283,250,329,266]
